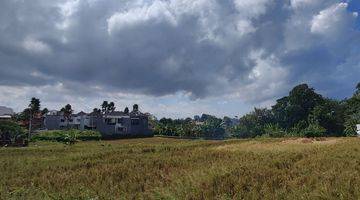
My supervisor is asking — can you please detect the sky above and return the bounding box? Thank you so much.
[0,0,359,119]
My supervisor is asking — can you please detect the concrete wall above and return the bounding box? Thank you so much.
[45,114,152,138]
[44,115,61,130]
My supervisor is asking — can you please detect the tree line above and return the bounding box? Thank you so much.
[153,83,360,138]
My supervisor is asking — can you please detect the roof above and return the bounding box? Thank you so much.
[107,111,126,116]
[73,111,88,117]
[130,110,147,117]
[0,115,12,119]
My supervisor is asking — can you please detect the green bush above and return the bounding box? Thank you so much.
[32,130,101,144]
[263,124,287,138]
[344,114,359,136]
[0,121,26,142]
[303,123,326,138]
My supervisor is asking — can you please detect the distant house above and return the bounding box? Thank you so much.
[0,106,14,121]
[45,111,97,130]
[357,124,360,136]
[44,106,152,138]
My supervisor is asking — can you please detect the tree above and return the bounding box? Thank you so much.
[124,107,129,114]
[108,102,115,113]
[308,99,345,136]
[101,101,109,114]
[272,84,324,129]
[343,83,360,136]
[41,108,49,116]
[101,101,116,115]
[200,117,225,138]
[133,104,139,112]
[29,97,41,115]
[61,104,73,128]
[231,108,273,138]
[344,113,360,136]
[93,108,101,115]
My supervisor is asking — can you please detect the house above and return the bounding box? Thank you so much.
[95,110,152,138]
[357,124,360,136]
[0,106,14,121]
[45,111,97,130]
[44,106,152,138]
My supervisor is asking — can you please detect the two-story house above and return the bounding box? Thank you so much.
[44,106,152,138]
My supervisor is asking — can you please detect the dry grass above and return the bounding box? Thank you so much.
[1,137,360,199]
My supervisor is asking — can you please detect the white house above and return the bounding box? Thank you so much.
[45,111,97,130]
[357,124,360,136]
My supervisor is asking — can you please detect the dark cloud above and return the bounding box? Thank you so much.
[0,0,359,103]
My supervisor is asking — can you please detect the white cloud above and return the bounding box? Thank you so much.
[107,0,177,35]
[234,0,270,18]
[311,3,358,38]
[231,50,289,104]
[22,37,52,54]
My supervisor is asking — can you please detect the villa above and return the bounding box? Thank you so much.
[44,105,152,138]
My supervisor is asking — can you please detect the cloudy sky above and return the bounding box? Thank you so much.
[0,0,359,118]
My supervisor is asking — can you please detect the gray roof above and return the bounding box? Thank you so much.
[107,111,126,116]
[73,111,88,117]
[0,106,14,116]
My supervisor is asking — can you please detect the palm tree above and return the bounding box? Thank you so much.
[133,104,139,112]
[61,104,73,129]
[124,107,129,114]
[101,101,109,114]
[108,102,116,113]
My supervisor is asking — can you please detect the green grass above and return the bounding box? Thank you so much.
[1,137,360,199]
[31,130,102,143]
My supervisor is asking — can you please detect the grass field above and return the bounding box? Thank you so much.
[1,137,360,199]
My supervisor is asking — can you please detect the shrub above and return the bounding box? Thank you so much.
[344,113,360,136]
[0,121,27,146]
[32,130,101,144]
[263,124,287,138]
[303,123,326,138]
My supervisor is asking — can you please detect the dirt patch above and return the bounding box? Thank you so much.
[281,138,340,145]
[215,138,342,152]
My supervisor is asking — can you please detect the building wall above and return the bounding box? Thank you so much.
[128,116,151,136]
[95,116,151,138]
[45,114,152,138]
[44,115,61,130]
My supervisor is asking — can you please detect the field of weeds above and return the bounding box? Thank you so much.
[1,137,360,199]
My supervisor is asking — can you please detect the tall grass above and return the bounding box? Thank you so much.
[0,137,359,199]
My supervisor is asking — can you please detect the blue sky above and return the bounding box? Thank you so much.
[0,0,359,118]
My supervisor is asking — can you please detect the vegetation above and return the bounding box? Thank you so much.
[154,114,225,138]
[14,97,48,126]
[60,104,73,128]
[153,83,360,138]
[0,121,27,146]
[31,130,102,144]
[0,137,359,199]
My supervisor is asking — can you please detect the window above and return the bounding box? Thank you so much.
[60,119,65,122]
[131,118,140,125]
[105,118,116,125]
[117,127,125,132]
[69,119,73,122]
[118,118,124,124]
